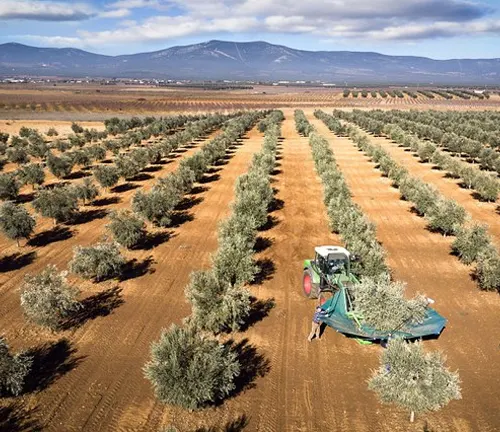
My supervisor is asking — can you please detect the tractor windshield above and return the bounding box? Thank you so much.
[327,253,348,274]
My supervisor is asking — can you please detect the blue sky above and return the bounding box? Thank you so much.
[0,0,499,58]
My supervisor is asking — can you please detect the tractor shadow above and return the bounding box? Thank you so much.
[24,339,84,393]
[194,414,249,432]
[27,226,73,247]
[0,251,37,272]
[0,402,42,432]
[60,286,124,330]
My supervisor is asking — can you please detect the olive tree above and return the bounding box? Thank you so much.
[0,201,36,246]
[426,199,466,236]
[72,178,99,205]
[451,224,491,265]
[93,165,120,191]
[0,173,20,200]
[143,324,240,410]
[16,163,45,189]
[0,337,32,396]
[20,265,81,330]
[186,270,251,333]
[46,127,58,137]
[6,146,29,165]
[115,154,141,180]
[69,242,125,281]
[132,189,178,227]
[47,153,74,179]
[476,246,500,292]
[369,338,461,423]
[32,187,78,225]
[106,210,146,249]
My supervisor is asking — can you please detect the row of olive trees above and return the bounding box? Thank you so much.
[311,112,461,422]
[144,111,281,412]
[294,109,315,137]
[332,113,499,293]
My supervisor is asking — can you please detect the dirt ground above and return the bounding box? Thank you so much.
[0,106,499,431]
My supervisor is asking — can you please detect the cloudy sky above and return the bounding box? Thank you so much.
[0,0,499,58]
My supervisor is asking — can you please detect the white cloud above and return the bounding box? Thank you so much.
[0,0,95,21]
[100,8,131,18]
[106,0,162,9]
[14,35,86,47]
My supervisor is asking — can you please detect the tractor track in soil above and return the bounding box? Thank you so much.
[346,123,500,242]
[309,114,500,432]
[0,125,266,431]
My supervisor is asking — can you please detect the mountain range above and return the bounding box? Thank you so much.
[0,40,499,84]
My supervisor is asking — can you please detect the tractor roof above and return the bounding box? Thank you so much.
[315,246,350,259]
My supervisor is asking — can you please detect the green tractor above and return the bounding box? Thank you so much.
[303,246,357,303]
[303,246,447,342]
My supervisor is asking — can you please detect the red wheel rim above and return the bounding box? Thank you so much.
[319,296,326,305]
[303,274,312,295]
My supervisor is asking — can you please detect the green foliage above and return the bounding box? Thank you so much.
[417,143,436,163]
[294,110,315,136]
[69,242,125,281]
[107,210,147,249]
[6,146,29,165]
[115,154,141,180]
[47,153,74,179]
[32,186,78,224]
[20,265,81,330]
[93,165,120,190]
[72,178,99,205]
[476,246,500,292]
[71,122,84,134]
[0,337,32,396]
[473,174,499,202]
[0,173,20,200]
[46,127,58,137]
[369,338,461,421]
[352,275,428,332]
[426,198,466,236]
[0,132,9,144]
[186,270,251,333]
[16,163,45,189]
[144,324,240,410]
[132,189,178,227]
[451,224,491,265]
[0,201,36,246]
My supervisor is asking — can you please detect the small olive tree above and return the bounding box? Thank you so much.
[16,163,45,189]
[0,337,33,396]
[144,324,240,410]
[47,153,74,179]
[0,201,36,246]
[451,224,491,265]
[0,173,20,200]
[72,178,99,205]
[369,338,461,423]
[106,210,146,249]
[93,165,120,191]
[476,246,500,292]
[20,265,81,330]
[69,242,125,281]
[426,199,466,236]
[6,146,29,165]
[32,187,78,225]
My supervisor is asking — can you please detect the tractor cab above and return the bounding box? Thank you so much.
[314,246,351,276]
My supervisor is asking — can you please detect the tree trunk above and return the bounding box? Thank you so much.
[16,238,20,247]
[410,411,415,423]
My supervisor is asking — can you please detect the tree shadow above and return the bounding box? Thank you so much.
[64,170,91,180]
[119,256,155,281]
[226,339,270,400]
[206,166,222,174]
[92,196,121,206]
[60,286,124,330]
[254,236,273,253]
[24,339,84,393]
[129,173,153,182]
[190,185,209,195]
[194,414,249,432]
[27,226,73,247]
[251,258,276,285]
[258,215,280,232]
[136,230,173,250]
[0,251,37,272]
[112,183,140,193]
[16,192,35,204]
[199,173,220,184]
[169,211,194,228]
[142,165,162,173]
[240,297,275,331]
[268,197,284,212]
[174,195,204,211]
[270,169,282,176]
[69,209,108,225]
[0,402,42,432]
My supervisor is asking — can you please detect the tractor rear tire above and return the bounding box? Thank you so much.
[303,269,320,299]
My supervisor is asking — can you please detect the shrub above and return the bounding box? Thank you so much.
[144,324,240,410]
[417,143,436,163]
[451,224,491,265]
[426,198,466,236]
[369,338,461,422]
[0,337,32,396]
[179,153,207,182]
[16,163,45,189]
[71,122,84,134]
[352,276,428,332]
[0,132,9,144]
[32,187,78,225]
[46,127,58,137]
[69,242,125,281]
[0,201,36,246]
[72,178,99,205]
[68,150,91,168]
[132,189,178,227]
[87,145,107,162]
[0,173,20,200]
[157,166,195,196]
[473,174,499,202]
[47,153,74,179]
[6,146,29,165]
[20,265,80,330]
[186,270,251,333]
[93,165,120,190]
[476,246,500,292]
[107,210,146,249]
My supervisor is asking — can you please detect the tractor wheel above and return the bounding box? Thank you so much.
[303,269,320,299]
